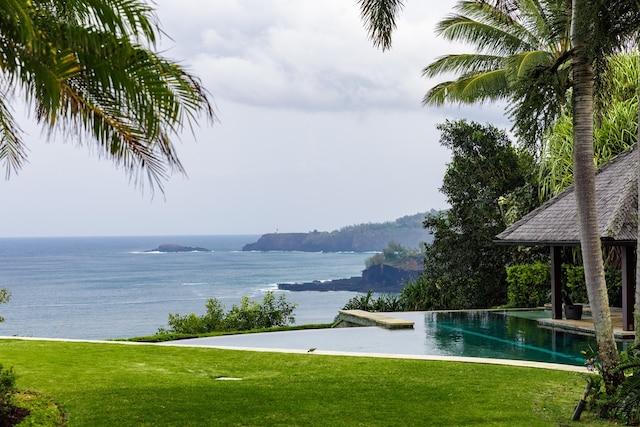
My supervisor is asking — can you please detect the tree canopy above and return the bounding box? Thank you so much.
[403,120,534,309]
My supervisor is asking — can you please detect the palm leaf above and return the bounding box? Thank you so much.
[505,50,556,79]
[357,0,404,51]
[423,69,509,105]
[423,54,505,78]
[0,95,26,179]
[437,15,531,55]
[0,0,215,191]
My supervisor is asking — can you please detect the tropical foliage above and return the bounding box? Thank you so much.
[0,364,17,421]
[421,0,572,150]
[157,291,297,335]
[538,52,638,201]
[342,290,403,312]
[506,262,622,308]
[0,0,214,191]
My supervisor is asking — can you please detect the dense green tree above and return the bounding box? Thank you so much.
[415,120,533,309]
[364,241,421,268]
[0,0,214,190]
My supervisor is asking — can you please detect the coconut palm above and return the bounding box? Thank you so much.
[423,0,572,150]
[570,0,640,389]
[0,0,214,191]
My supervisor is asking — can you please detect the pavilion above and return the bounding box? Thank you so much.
[495,147,638,331]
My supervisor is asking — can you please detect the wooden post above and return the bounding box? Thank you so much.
[551,246,563,319]
[622,245,635,331]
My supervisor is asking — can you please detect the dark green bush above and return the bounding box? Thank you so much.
[0,364,17,419]
[158,291,297,335]
[506,263,623,308]
[506,262,550,307]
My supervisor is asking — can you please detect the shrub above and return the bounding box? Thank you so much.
[506,263,623,308]
[0,364,17,419]
[342,290,403,312]
[158,291,297,335]
[506,262,550,307]
[395,274,453,311]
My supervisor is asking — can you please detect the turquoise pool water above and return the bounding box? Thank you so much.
[424,310,598,366]
[168,310,627,366]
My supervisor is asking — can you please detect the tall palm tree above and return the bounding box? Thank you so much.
[569,0,621,389]
[0,0,214,192]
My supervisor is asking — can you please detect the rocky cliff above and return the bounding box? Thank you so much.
[277,263,421,293]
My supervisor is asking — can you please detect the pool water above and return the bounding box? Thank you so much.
[169,310,626,366]
[424,310,599,366]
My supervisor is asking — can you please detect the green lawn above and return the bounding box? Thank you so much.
[0,338,614,426]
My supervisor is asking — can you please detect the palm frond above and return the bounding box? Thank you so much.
[0,93,26,179]
[357,0,404,51]
[505,50,556,79]
[2,0,216,192]
[423,54,505,78]
[437,15,532,55]
[423,69,509,105]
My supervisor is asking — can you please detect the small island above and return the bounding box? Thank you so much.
[145,244,211,253]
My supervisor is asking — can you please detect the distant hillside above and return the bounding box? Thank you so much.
[242,212,435,252]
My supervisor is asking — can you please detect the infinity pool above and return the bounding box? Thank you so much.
[168,310,626,366]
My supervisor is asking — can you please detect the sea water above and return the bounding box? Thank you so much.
[0,235,372,340]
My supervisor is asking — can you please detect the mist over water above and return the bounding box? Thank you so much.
[0,235,371,340]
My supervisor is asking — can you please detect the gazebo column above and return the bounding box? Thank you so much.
[550,246,563,319]
[621,245,635,331]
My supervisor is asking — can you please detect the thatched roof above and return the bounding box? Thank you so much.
[495,147,638,246]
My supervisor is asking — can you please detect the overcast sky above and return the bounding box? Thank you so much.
[0,0,509,238]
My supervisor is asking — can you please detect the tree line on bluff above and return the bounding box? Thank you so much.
[242,212,435,252]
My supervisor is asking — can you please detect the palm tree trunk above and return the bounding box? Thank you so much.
[571,0,621,390]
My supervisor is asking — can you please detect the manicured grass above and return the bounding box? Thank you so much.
[0,338,614,426]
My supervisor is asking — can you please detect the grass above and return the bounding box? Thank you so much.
[0,338,616,426]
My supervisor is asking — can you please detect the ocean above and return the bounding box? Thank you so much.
[0,235,372,340]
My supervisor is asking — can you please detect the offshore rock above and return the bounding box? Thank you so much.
[277,263,421,293]
[145,243,211,253]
